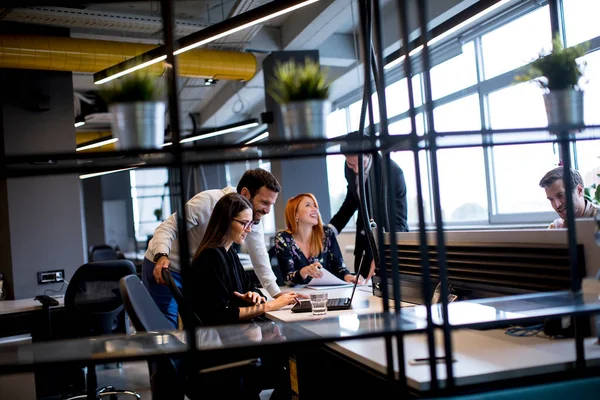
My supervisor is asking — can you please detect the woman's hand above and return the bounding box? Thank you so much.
[234,291,266,305]
[267,292,299,311]
[301,262,324,279]
[344,274,364,284]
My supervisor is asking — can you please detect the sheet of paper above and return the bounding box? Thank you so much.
[306,267,349,286]
[306,284,354,290]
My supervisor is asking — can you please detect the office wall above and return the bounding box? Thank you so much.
[1,69,85,299]
[101,171,135,251]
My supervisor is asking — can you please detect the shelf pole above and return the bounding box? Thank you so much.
[415,0,455,390]
[160,0,195,352]
[371,0,407,392]
[397,0,439,391]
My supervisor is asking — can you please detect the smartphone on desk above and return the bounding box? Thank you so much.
[409,356,456,366]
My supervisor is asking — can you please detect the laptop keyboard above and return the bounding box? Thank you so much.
[328,298,350,307]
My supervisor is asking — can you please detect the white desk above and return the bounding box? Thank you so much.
[0,296,64,316]
[264,286,600,392]
[330,328,600,391]
[265,284,412,323]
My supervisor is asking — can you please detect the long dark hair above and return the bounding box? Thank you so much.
[193,193,253,262]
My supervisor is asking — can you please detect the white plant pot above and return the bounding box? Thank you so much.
[543,89,584,129]
[109,101,166,149]
[280,100,331,140]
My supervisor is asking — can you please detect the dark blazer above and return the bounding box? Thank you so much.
[329,153,408,276]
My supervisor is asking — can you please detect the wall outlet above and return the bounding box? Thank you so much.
[37,270,65,284]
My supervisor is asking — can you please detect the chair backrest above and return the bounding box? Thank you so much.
[89,244,119,262]
[161,269,203,328]
[119,274,174,333]
[65,260,136,336]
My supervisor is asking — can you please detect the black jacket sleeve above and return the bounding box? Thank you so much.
[391,160,409,232]
[191,247,243,326]
[329,165,358,234]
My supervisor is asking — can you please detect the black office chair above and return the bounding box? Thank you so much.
[119,275,262,400]
[161,268,202,329]
[88,244,119,262]
[63,260,140,400]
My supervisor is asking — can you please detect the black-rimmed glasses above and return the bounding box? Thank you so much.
[233,219,253,230]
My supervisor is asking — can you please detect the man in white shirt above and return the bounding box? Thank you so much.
[143,168,283,327]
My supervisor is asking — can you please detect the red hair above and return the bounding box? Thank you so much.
[284,193,324,257]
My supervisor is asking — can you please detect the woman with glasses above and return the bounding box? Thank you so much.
[275,193,361,287]
[191,193,298,327]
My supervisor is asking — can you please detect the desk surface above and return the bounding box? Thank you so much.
[0,296,64,316]
[330,328,600,391]
[265,284,413,323]
[265,285,600,392]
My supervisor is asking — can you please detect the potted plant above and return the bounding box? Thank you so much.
[269,57,332,140]
[100,72,166,149]
[517,34,588,129]
[153,208,163,221]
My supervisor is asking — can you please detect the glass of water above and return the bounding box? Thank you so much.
[310,292,328,316]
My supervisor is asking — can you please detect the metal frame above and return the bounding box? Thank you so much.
[0,0,598,397]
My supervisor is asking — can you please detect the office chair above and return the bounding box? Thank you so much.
[119,275,262,400]
[63,260,140,400]
[161,268,202,329]
[88,244,119,262]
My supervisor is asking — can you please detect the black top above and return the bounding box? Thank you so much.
[274,226,351,286]
[190,247,263,326]
[328,153,408,275]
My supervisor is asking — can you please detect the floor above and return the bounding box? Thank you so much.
[95,362,274,399]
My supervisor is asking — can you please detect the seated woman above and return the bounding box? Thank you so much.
[191,192,298,327]
[275,193,360,286]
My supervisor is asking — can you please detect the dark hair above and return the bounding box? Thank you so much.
[193,193,253,262]
[539,167,584,192]
[236,168,281,197]
[340,130,371,155]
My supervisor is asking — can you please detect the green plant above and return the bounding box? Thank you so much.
[268,57,331,104]
[516,34,588,91]
[100,71,164,104]
[584,174,600,205]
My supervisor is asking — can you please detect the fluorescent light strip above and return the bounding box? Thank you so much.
[384,45,424,70]
[179,122,259,144]
[76,137,119,152]
[95,55,167,85]
[174,0,319,55]
[74,121,85,128]
[384,0,509,70]
[79,166,140,180]
[245,131,269,144]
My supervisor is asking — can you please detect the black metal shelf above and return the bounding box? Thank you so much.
[5,126,600,178]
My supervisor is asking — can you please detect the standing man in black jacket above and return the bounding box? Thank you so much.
[328,132,409,279]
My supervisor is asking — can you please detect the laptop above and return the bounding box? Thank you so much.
[291,254,365,313]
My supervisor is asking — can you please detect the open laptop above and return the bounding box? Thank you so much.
[291,254,365,313]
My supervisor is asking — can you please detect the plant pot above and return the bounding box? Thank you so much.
[280,100,331,140]
[109,101,166,149]
[543,89,584,130]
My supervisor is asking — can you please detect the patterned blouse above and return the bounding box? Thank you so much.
[274,226,351,286]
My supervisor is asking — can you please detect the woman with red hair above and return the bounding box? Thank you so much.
[275,193,359,287]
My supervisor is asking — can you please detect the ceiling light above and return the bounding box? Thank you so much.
[179,120,259,144]
[384,0,509,70]
[74,121,86,128]
[245,131,269,144]
[79,164,144,180]
[76,137,119,152]
[204,78,218,86]
[94,0,319,84]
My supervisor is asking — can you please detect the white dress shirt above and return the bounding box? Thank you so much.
[145,186,281,297]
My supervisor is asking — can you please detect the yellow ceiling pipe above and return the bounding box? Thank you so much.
[76,131,116,152]
[0,35,256,81]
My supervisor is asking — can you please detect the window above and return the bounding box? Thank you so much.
[130,168,171,242]
[386,75,423,118]
[563,0,600,46]
[481,6,551,80]
[430,41,477,100]
[327,108,347,138]
[391,151,432,225]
